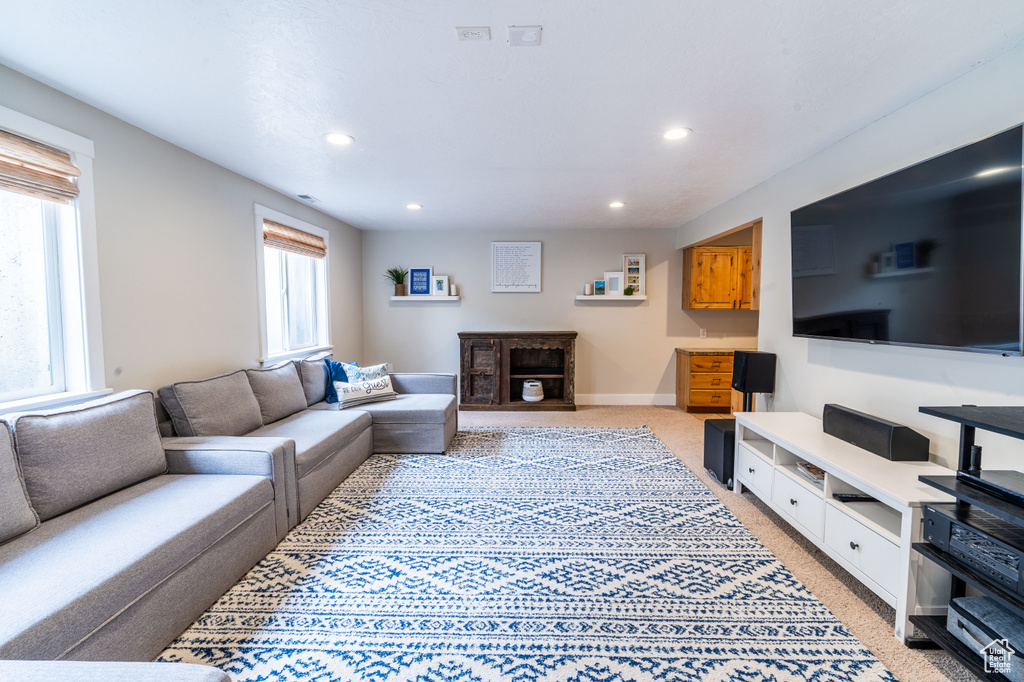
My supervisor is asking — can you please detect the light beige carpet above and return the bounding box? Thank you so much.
[458,405,976,682]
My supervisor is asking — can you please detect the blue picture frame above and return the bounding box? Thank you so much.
[409,267,433,295]
[894,242,915,270]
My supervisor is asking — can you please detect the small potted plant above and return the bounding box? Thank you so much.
[385,267,409,296]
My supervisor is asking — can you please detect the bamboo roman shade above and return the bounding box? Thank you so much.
[0,129,81,203]
[263,220,327,259]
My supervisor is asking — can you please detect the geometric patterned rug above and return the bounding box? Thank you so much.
[159,426,897,681]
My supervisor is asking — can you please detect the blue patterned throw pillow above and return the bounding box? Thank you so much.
[341,362,388,383]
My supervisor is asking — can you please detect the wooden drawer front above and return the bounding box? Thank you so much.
[690,355,733,373]
[689,389,731,407]
[772,472,824,540]
[736,444,772,498]
[824,505,899,596]
[690,373,731,390]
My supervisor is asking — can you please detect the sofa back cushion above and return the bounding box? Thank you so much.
[0,421,37,544]
[9,390,166,521]
[294,354,330,406]
[159,371,263,437]
[246,363,308,424]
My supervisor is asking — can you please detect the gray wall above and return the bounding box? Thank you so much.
[362,228,759,403]
[676,42,1024,469]
[0,64,364,394]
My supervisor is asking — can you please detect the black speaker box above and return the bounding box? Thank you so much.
[822,404,930,461]
[731,351,777,393]
[704,418,736,487]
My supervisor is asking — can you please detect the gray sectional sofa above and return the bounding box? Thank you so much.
[0,390,285,671]
[0,359,457,680]
[158,357,457,525]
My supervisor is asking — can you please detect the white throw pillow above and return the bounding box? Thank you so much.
[333,374,398,409]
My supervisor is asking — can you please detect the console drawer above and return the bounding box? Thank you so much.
[689,389,732,407]
[824,504,899,597]
[690,373,731,390]
[690,355,733,373]
[772,471,824,540]
[736,443,772,498]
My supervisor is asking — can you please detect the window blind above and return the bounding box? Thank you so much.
[263,219,327,259]
[0,129,81,203]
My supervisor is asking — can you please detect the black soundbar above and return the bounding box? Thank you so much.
[822,404,929,461]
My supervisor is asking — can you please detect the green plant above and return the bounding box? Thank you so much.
[624,285,635,296]
[384,267,408,285]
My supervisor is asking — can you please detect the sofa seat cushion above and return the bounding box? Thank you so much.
[6,390,167,522]
[0,473,273,660]
[354,393,456,424]
[246,409,371,478]
[0,421,36,544]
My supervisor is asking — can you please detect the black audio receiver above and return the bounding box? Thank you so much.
[923,503,1024,594]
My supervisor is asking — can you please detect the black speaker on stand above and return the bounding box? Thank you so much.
[731,350,777,412]
[703,351,778,487]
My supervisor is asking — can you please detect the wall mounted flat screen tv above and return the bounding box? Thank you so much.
[791,125,1023,356]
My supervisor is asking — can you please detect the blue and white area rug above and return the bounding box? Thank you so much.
[160,427,895,681]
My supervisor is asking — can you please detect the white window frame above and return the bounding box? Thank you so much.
[0,105,108,415]
[253,204,332,363]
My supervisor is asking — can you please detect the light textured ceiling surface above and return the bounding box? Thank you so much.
[2,1,1024,231]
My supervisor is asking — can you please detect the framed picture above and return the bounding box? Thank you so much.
[409,266,433,295]
[894,242,915,270]
[594,279,606,296]
[492,241,541,293]
[431,275,449,296]
[604,271,624,295]
[879,252,896,273]
[623,253,645,294]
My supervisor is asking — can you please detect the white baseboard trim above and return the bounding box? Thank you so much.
[576,393,676,406]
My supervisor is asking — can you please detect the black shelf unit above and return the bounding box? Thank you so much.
[915,405,1024,677]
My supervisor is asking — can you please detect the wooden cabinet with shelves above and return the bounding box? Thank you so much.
[458,331,576,411]
[681,218,761,310]
[683,246,752,309]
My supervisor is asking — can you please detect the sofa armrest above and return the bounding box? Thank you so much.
[390,373,456,396]
[0,660,229,682]
[162,436,296,538]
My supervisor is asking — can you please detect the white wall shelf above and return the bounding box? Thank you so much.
[868,267,935,279]
[575,295,647,303]
[733,410,955,644]
[390,295,461,302]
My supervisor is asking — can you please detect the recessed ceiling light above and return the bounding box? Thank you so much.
[609,201,626,209]
[406,203,423,210]
[663,127,692,141]
[324,132,354,146]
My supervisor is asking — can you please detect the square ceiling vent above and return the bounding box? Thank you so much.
[508,25,542,47]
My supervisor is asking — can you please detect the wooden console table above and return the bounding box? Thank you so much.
[458,331,576,411]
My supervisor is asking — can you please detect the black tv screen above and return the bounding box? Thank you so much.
[791,125,1023,355]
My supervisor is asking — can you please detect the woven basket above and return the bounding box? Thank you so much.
[522,380,544,402]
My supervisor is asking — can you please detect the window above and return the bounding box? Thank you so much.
[254,205,330,361]
[0,106,104,413]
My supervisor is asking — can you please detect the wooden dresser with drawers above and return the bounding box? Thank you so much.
[674,348,753,413]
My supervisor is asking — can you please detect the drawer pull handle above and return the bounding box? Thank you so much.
[850,541,859,550]
[711,361,721,367]
[789,498,797,506]
[712,378,721,385]
[748,467,755,473]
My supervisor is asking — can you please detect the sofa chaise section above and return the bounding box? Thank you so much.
[0,391,284,663]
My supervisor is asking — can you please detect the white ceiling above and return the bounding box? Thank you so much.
[3,1,1024,231]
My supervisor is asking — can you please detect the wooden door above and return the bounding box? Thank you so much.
[738,246,752,309]
[460,339,500,405]
[690,248,738,309]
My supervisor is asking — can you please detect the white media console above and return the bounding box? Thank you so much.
[732,411,955,643]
